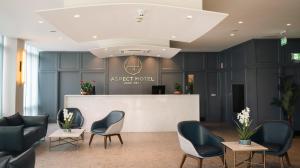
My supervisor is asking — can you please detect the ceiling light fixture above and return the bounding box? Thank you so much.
[49,30,56,33]
[186,15,193,20]
[104,48,108,51]
[162,48,166,51]
[92,35,97,39]
[157,54,161,57]
[73,14,80,18]
[238,21,243,24]
[230,33,235,37]
[286,23,292,26]
[38,20,44,24]
[136,9,144,22]
[171,35,176,39]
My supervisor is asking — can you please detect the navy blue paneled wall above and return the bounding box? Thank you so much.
[221,39,300,131]
[38,52,222,122]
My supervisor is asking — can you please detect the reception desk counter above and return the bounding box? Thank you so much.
[64,95,199,132]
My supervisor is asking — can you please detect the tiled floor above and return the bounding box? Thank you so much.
[35,123,300,168]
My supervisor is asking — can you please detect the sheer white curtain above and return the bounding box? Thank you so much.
[23,44,39,116]
[0,36,3,117]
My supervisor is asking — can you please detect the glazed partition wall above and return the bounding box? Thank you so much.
[38,52,223,122]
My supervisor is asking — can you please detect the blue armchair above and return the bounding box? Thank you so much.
[177,121,225,168]
[251,120,293,168]
[88,111,125,149]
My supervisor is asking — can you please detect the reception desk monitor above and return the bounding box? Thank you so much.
[152,85,165,94]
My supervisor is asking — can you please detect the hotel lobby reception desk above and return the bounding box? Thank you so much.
[64,95,199,132]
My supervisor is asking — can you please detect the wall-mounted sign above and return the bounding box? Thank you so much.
[291,53,300,62]
[110,56,155,85]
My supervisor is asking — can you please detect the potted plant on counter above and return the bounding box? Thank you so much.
[80,80,94,95]
[174,83,182,94]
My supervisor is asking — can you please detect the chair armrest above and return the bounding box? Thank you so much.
[22,115,48,127]
[207,134,224,149]
[9,147,35,168]
[0,126,24,152]
[91,120,107,131]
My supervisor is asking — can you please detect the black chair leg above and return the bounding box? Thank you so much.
[180,154,186,168]
[199,158,203,168]
[117,134,123,144]
[108,136,111,142]
[104,136,107,149]
[285,153,292,167]
[89,134,95,146]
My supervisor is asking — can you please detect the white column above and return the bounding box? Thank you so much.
[2,37,18,116]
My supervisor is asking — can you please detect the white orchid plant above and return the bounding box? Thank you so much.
[235,107,257,140]
[62,109,74,130]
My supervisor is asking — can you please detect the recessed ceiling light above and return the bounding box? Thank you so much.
[49,30,56,33]
[171,35,176,39]
[38,20,44,24]
[238,21,243,24]
[186,15,193,20]
[104,48,108,51]
[162,48,166,51]
[230,33,235,37]
[286,23,292,26]
[73,14,80,18]
[92,35,97,39]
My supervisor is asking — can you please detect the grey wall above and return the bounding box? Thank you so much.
[38,38,300,129]
[39,51,222,122]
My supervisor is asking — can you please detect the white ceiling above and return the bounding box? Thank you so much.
[0,0,300,52]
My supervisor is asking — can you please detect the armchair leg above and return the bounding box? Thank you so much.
[199,158,203,168]
[108,136,111,142]
[104,136,107,149]
[89,134,95,146]
[180,154,187,168]
[117,134,123,144]
[285,153,292,167]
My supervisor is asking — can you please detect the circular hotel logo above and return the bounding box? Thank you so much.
[123,56,143,76]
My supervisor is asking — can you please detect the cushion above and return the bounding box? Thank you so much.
[194,144,223,157]
[5,113,24,126]
[92,128,107,134]
[0,117,8,126]
[263,142,282,154]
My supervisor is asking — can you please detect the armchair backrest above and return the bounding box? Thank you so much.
[261,121,293,146]
[178,121,209,146]
[57,108,84,129]
[104,111,125,134]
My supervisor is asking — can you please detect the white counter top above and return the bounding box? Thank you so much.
[64,94,200,132]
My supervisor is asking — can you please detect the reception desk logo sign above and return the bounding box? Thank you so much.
[124,56,143,75]
[110,56,155,85]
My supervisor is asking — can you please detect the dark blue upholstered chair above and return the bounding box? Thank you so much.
[251,120,293,168]
[89,111,125,149]
[177,121,225,168]
[57,108,84,129]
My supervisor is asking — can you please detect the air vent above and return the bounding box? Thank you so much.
[120,49,150,55]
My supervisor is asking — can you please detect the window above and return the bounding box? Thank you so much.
[23,44,39,116]
[0,36,3,116]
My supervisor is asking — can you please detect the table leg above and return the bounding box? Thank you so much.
[233,152,236,168]
[49,137,51,151]
[263,151,266,168]
[223,146,226,168]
